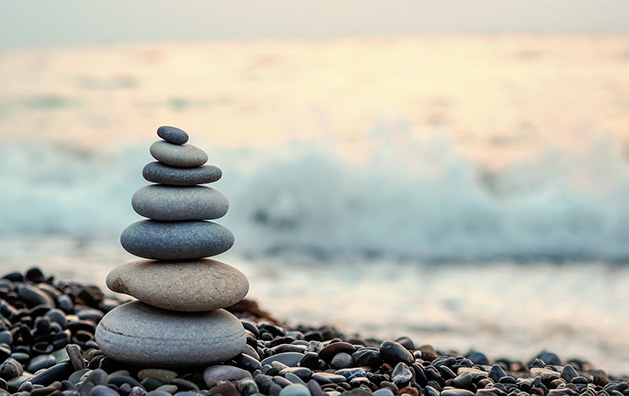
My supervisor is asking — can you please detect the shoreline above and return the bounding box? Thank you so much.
[0,267,627,396]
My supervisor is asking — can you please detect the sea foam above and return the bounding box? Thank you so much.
[1,128,628,263]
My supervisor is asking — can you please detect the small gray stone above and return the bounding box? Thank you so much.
[132,185,229,221]
[150,141,207,168]
[391,362,413,385]
[203,365,252,388]
[88,385,119,396]
[143,162,222,186]
[107,259,249,311]
[65,345,85,370]
[120,220,234,260]
[373,390,394,396]
[330,353,352,370]
[157,126,189,145]
[279,384,310,396]
[95,301,245,367]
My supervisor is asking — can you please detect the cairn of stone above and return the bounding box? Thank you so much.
[95,126,248,367]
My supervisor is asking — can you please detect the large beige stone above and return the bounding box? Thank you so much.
[106,259,249,311]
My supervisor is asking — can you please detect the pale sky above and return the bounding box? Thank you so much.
[0,0,628,48]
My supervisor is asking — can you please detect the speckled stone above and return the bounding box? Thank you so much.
[132,185,229,221]
[157,126,189,145]
[95,301,245,367]
[142,162,222,186]
[106,259,249,311]
[120,220,234,260]
[150,141,208,168]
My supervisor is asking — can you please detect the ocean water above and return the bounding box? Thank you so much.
[1,35,629,373]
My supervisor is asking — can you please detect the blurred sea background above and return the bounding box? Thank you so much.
[1,0,629,374]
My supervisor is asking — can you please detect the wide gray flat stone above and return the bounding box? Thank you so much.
[157,126,188,145]
[95,301,245,367]
[150,141,208,168]
[142,162,222,186]
[132,185,229,221]
[106,259,249,311]
[120,220,234,260]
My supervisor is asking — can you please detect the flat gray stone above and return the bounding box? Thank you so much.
[95,301,245,367]
[150,141,208,168]
[120,220,234,260]
[203,365,252,388]
[143,162,222,186]
[132,185,229,221]
[157,126,188,145]
[106,259,249,311]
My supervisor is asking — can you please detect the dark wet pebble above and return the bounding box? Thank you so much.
[18,285,54,307]
[489,364,507,382]
[307,380,324,396]
[107,375,142,388]
[380,341,414,366]
[312,372,346,384]
[298,353,320,370]
[465,351,489,366]
[280,368,312,382]
[146,391,172,396]
[169,379,198,392]
[319,342,356,362]
[261,353,304,367]
[0,345,11,362]
[27,355,57,373]
[31,386,58,396]
[0,331,13,345]
[352,348,381,369]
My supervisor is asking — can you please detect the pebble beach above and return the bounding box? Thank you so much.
[1,34,629,386]
[1,267,627,396]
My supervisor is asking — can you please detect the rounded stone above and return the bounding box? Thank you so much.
[150,141,208,168]
[279,384,310,396]
[157,126,189,145]
[142,162,222,186]
[106,259,249,311]
[120,220,234,260]
[95,301,245,367]
[132,185,229,221]
[203,365,252,388]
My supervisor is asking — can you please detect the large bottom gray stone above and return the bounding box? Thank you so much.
[120,220,234,260]
[95,301,245,367]
[106,259,249,311]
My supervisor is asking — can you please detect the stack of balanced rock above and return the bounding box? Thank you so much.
[95,126,248,367]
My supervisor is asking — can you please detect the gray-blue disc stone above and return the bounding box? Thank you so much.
[120,220,235,260]
[132,185,229,221]
[157,126,189,145]
[95,301,245,367]
[142,162,222,186]
[150,141,208,168]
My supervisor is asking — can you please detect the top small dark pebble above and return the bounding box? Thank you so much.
[0,267,626,396]
[157,126,189,145]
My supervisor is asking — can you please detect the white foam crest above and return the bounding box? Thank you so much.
[1,127,628,262]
